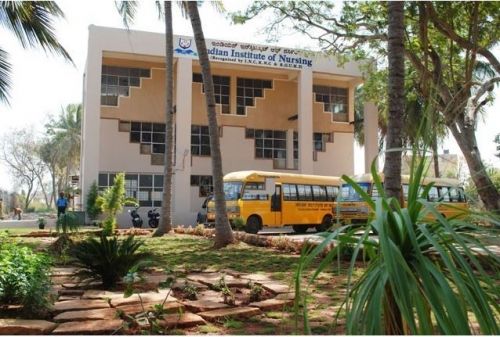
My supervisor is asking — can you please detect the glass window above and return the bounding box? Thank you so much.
[283,184,298,201]
[439,186,450,202]
[139,174,153,187]
[326,186,338,201]
[297,184,313,201]
[193,73,230,114]
[428,186,439,201]
[312,185,327,201]
[98,173,108,187]
[191,175,213,197]
[236,77,273,115]
[253,128,287,161]
[313,85,348,119]
[341,183,369,201]
[191,125,211,156]
[101,66,150,106]
[223,181,243,200]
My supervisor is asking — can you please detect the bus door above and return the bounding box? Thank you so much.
[271,184,282,225]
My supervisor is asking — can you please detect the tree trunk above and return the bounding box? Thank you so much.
[431,134,440,178]
[383,2,405,334]
[154,0,174,237]
[187,1,234,248]
[449,121,500,213]
[384,1,405,202]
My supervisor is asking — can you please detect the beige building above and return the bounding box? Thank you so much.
[81,26,378,225]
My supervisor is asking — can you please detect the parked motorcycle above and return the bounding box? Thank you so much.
[128,206,143,228]
[147,208,160,228]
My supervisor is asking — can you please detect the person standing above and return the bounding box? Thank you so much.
[56,192,69,218]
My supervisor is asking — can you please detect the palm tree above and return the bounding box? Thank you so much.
[383,2,405,333]
[0,2,72,103]
[384,1,405,201]
[116,1,175,236]
[186,1,234,248]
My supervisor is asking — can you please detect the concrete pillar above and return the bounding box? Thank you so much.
[298,69,314,174]
[364,101,379,173]
[173,57,193,224]
[81,26,103,209]
[286,129,295,169]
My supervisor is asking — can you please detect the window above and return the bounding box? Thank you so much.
[439,186,450,202]
[403,184,409,200]
[371,184,382,201]
[297,184,313,201]
[326,186,338,201]
[312,185,327,201]
[98,172,163,207]
[313,85,348,121]
[283,184,297,201]
[101,66,150,106]
[236,78,273,115]
[313,133,332,152]
[191,175,213,197]
[246,128,286,160]
[428,186,439,201]
[128,121,166,154]
[242,182,267,200]
[191,125,211,156]
[193,73,230,114]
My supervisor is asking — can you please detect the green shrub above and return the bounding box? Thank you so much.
[86,181,102,221]
[71,235,151,289]
[232,216,245,231]
[56,213,79,234]
[97,173,126,235]
[0,233,52,316]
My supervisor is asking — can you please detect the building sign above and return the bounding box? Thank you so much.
[174,36,313,70]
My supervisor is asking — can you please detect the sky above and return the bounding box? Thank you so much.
[0,0,498,192]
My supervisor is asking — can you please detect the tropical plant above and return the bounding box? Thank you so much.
[71,235,151,289]
[97,172,126,235]
[85,181,102,221]
[187,1,234,248]
[0,233,52,316]
[0,2,72,103]
[56,212,79,235]
[37,217,46,229]
[294,153,500,335]
[232,216,245,231]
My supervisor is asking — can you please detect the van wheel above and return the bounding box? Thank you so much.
[292,225,308,234]
[245,216,261,234]
[316,215,332,232]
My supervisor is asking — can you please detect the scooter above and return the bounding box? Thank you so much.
[128,206,143,228]
[147,208,160,228]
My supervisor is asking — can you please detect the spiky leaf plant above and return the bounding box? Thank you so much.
[71,235,151,289]
[294,151,499,335]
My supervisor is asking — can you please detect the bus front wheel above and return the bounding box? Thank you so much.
[245,216,261,234]
[292,225,308,234]
[316,215,332,232]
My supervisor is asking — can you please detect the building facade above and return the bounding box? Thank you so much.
[81,26,378,225]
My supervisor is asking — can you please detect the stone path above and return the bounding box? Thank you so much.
[0,267,294,335]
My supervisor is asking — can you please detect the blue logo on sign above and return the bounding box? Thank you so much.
[175,38,197,56]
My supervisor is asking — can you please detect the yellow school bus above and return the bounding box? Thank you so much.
[336,173,468,223]
[206,170,341,234]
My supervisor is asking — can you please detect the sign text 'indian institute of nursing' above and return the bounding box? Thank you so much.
[174,36,313,70]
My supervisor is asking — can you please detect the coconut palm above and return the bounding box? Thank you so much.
[115,1,175,236]
[0,2,72,103]
[186,1,234,248]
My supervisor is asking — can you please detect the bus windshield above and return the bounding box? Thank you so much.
[223,181,243,200]
[341,182,370,201]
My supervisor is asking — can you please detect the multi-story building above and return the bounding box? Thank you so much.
[81,26,378,225]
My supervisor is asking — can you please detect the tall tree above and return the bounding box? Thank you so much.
[384,2,405,203]
[233,1,500,212]
[186,1,234,248]
[0,2,72,103]
[116,1,174,236]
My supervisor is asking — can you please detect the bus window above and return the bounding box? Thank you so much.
[297,184,313,201]
[283,184,298,201]
[312,185,327,201]
[439,186,450,202]
[428,186,439,201]
[223,181,243,200]
[457,187,466,202]
[326,186,338,201]
[341,182,370,201]
[371,184,381,201]
[242,182,268,200]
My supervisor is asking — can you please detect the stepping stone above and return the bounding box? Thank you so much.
[62,281,101,289]
[275,292,296,301]
[0,319,57,335]
[111,289,177,307]
[197,290,223,302]
[53,308,117,322]
[58,295,81,301]
[186,273,221,285]
[51,275,79,285]
[52,319,123,335]
[257,281,291,294]
[52,299,110,313]
[82,290,124,300]
[117,301,184,316]
[250,298,294,311]
[240,274,272,282]
[182,300,229,313]
[160,312,206,328]
[220,269,243,277]
[51,267,78,276]
[199,307,261,322]
[58,289,84,296]
[172,279,209,291]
